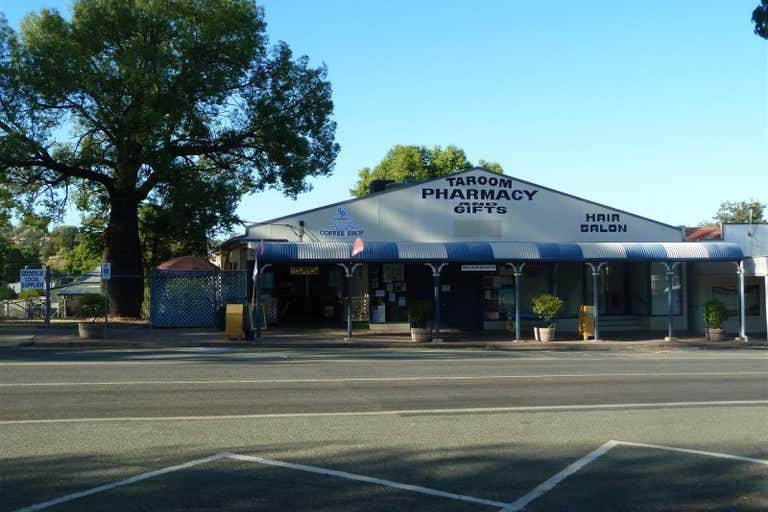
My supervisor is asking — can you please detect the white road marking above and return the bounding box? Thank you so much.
[0,361,192,366]
[11,452,232,512]
[500,440,619,512]
[10,439,768,512]
[614,440,768,466]
[2,371,765,387]
[0,353,763,366]
[12,452,509,511]
[0,356,573,367]
[500,439,768,511]
[1,400,765,425]
[229,453,509,508]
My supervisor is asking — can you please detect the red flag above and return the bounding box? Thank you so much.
[351,237,364,257]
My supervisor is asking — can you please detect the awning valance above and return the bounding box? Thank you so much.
[257,241,743,264]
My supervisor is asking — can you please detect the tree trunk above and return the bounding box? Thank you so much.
[103,194,144,317]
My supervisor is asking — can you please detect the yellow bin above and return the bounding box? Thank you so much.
[579,305,595,341]
[225,304,244,340]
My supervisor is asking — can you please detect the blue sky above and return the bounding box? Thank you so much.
[2,0,766,230]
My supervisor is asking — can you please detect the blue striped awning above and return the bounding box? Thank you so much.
[258,241,743,263]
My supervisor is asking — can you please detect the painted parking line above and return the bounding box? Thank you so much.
[12,453,232,512]
[228,453,508,508]
[612,440,768,466]
[12,452,509,512]
[2,371,766,387]
[501,440,619,512]
[499,440,768,512]
[11,440,768,512]
[1,400,766,425]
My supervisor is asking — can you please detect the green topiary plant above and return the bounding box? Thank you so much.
[77,294,104,322]
[407,300,433,328]
[531,294,565,328]
[703,299,729,329]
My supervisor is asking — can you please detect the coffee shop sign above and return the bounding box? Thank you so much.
[319,207,365,237]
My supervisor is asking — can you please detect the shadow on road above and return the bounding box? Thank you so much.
[2,440,766,512]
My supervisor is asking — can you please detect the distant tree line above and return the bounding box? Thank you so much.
[351,144,503,197]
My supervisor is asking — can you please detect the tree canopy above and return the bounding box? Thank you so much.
[350,145,503,197]
[754,0,768,38]
[712,199,766,224]
[0,0,339,316]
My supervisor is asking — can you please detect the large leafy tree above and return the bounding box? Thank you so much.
[0,0,339,316]
[351,145,503,197]
[754,0,768,38]
[713,200,766,224]
[139,168,242,268]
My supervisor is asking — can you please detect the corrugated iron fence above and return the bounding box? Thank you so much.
[150,269,248,328]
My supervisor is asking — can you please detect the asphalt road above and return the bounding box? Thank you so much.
[1,347,767,511]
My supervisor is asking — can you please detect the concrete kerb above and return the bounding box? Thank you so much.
[2,325,765,351]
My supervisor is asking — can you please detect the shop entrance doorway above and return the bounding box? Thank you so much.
[440,265,483,329]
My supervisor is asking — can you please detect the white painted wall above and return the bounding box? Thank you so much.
[245,169,683,243]
[723,224,768,257]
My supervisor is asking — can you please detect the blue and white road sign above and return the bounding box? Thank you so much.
[20,269,45,290]
[101,262,111,281]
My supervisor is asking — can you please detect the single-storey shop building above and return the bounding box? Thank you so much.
[218,168,767,340]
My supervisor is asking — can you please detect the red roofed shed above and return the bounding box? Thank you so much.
[156,256,218,271]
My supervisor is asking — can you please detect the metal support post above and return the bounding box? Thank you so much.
[103,277,109,340]
[764,275,767,344]
[254,263,271,339]
[338,263,362,341]
[737,261,748,342]
[506,263,526,342]
[44,265,51,327]
[586,262,607,341]
[425,263,448,341]
[662,262,680,341]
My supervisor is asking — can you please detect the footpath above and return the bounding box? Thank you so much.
[0,323,766,352]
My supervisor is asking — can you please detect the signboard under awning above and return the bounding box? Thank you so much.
[461,264,496,272]
[290,266,320,276]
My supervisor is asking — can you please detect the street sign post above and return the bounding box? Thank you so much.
[101,262,111,281]
[101,262,110,338]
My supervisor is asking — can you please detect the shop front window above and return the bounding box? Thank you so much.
[368,263,409,323]
[650,263,681,316]
[554,263,582,317]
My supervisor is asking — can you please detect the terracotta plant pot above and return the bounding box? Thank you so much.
[77,322,103,339]
[410,327,432,342]
[706,327,724,342]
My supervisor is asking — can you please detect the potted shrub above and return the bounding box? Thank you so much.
[408,300,433,342]
[531,294,564,342]
[703,299,729,341]
[76,293,105,339]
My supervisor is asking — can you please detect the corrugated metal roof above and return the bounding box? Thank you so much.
[259,241,744,263]
[355,241,399,261]
[488,242,542,260]
[659,242,709,260]
[395,242,448,261]
[296,241,349,261]
[578,243,628,260]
